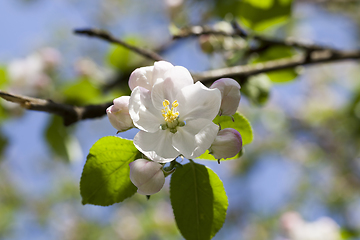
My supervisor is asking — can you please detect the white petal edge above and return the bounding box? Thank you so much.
[163,66,194,100]
[128,66,154,91]
[152,61,174,82]
[133,130,179,163]
[173,118,219,159]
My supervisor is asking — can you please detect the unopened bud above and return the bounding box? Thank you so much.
[210,78,241,116]
[209,128,242,159]
[106,96,134,132]
[129,159,165,195]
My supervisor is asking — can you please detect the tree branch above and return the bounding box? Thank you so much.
[74,28,164,62]
[0,90,111,126]
[193,49,360,83]
[172,22,334,52]
[3,26,360,126]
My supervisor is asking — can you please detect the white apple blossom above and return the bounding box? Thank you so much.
[209,128,242,159]
[129,159,165,195]
[128,62,222,162]
[281,212,342,240]
[106,96,134,132]
[8,53,50,95]
[210,78,241,116]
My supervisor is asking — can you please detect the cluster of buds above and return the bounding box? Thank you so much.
[106,61,243,195]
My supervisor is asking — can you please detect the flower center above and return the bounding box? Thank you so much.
[160,99,185,133]
[161,99,179,123]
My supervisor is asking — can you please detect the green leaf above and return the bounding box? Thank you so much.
[197,113,253,161]
[44,115,71,162]
[170,161,228,240]
[251,46,298,83]
[0,67,8,88]
[242,74,272,105]
[62,78,101,105]
[213,0,242,19]
[0,129,8,158]
[80,136,141,206]
[106,37,144,72]
[238,0,293,31]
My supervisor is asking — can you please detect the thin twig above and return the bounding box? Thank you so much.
[193,49,360,83]
[231,20,331,52]
[172,22,334,52]
[74,28,164,62]
[0,90,112,126]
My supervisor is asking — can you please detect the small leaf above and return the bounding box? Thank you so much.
[0,129,8,158]
[62,78,101,105]
[242,74,272,105]
[0,67,8,88]
[80,136,141,206]
[238,0,293,31]
[170,161,228,240]
[45,115,71,162]
[106,37,144,72]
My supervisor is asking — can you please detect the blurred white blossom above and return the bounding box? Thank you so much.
[7,47,61,95]
[281,212,341,240]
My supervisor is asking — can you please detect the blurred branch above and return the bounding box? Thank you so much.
[74,28,164,62]
[3,26,360,124]
[231,21,331,51]
[172,21,332,51]
[0,90,111,126]
[2,49,360,125]
[194,49,360,83]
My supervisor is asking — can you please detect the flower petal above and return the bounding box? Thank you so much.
[163,65,194,91]
[133,130,179,163]
[128,66,154,91]
[150,66,195,110]
[173,118,219,159]
[176,81,221,121]
[129,86,163,132]
[151,77,179,110]
[152,61,174,82]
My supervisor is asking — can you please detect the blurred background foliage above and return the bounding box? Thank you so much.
[1,0,360,239]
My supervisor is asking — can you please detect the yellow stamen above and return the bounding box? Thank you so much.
[162,99,179,123]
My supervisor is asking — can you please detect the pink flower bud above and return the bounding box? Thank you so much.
[210,78,241,116]
[129,159,165,195]
[106,96,134,132]
[209,128,242,159]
